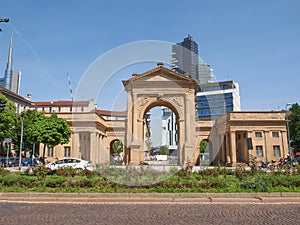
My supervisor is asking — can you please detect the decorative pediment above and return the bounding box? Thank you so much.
[122,63,198,87]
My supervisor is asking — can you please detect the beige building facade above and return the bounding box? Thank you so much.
[205,112,288,166]
[33,65,288,167]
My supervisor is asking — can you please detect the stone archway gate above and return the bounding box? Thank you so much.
[122,63,198,166]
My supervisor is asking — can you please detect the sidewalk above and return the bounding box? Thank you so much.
[1,192,300,203]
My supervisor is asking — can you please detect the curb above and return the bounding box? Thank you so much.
[1,192,300,203]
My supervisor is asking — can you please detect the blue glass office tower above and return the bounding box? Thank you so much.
[0,35,21,94]
[196,81,241,120]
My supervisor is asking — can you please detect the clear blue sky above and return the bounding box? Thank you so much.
[0,0,299,111]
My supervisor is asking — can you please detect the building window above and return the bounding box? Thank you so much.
[64,146,71,157]
[255,132,262,138]
[273,146,281,157]
[272,132,279,138]
[41,106,45,111]
[81,106,84,112]
[70,106,72,112]
[49,106,52,113]
[256,146,263,157]
[47,146,53,157]
[58,106,61,112]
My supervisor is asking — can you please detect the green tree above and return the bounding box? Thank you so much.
[288,103,300,152]
[111,140,123,154]
[0,94,18,154]
[13,110,45,155]
[28,114,71,162]
[200,139,208,154]
[160,146,169,155]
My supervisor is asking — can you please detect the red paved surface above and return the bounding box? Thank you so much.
[0,202,299,225]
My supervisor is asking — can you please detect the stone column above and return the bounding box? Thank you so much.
[72,132,80,158]
[221,134,225,164]
[89,131,97,165]
[281,130,289,158]
[264,131,271,161]
[125,90,133,153]
[95,133,100,166]
[226,132,231,165]
[184,93,197,166]
[230,131,237,166]
[98,134,106,165]
[178,119,184,166]
[185,95,190,144]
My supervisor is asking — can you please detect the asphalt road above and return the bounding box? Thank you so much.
[0,201,299,225]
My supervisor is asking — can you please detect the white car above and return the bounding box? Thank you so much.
[45,158,94,171]
[154,155,168,161]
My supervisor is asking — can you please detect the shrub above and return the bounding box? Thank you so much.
[18,176,37,188]
[77,177,95,188]
[0,174,36,188]
[79,169,98,178]
[55,167,78,177]
[240,174,270,192]
[0,167,10,176]
[0,175,20,186]
[34,165,50,183]
[45,176,64,188]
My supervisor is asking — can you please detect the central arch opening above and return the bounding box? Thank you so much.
[143,105,178,165]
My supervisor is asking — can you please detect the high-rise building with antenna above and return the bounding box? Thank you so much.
[171,34,199,81]
[0,34,21,94]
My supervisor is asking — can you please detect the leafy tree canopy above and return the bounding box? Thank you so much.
[28,114,71,160]
[200,140,208,154]
[288,103,300,151]
[13,110,45,152]
[160,146,169,155]
[0,93,18,143]
[111,140,123,154]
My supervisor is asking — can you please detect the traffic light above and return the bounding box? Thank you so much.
[0,98,6,112]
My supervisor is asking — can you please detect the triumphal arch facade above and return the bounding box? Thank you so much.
[36,63,289,167]
[122,62,198,165]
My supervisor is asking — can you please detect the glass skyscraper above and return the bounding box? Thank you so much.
[0,35,21,94]
[171,34,199,81]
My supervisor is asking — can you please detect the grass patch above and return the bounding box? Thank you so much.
[0,166,300,193]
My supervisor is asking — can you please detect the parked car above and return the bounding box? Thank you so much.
[1,157,20,167]
[45,158,94,171]
[292,156,300,166]
[22,157,39,166]
[154,155,168,161]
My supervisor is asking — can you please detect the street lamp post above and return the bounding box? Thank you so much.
[18,115,23,171]
[286,103,293,167]
[0,18,9,23]
[0,18,9,32]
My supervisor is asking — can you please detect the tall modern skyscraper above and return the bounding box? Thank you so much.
[171,35,199,81]
[198,62,216,84]
[0,35,21,94]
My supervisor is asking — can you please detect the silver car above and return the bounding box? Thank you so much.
[45,158,94,171]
